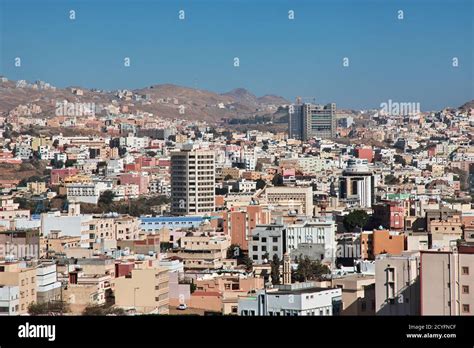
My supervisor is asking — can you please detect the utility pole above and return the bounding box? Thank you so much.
[133,287,139,314]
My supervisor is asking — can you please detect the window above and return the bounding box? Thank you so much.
[462,267,469,275]
[272,237,278,243]
[462,285,469,294]
[261,237,267,243]
[252,246,258,251]
[273,246,278,251]
[462,304,470,313]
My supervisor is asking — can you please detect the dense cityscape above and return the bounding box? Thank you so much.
[0,75,472,318]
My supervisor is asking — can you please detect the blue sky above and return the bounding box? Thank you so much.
[0,0,472,110]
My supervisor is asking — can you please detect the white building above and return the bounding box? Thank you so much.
[119,136,149,150]
[249,224,286,264]
[238,179,256,193]
[238,282,342,316]
[0,286,19,315]
[339,158,374,208]
[66,182,109,205]
[286,220,336,263]
[36,263,62,303]
[41,210,93,241]
[241,146,257,171]
[112,184,139,200]
[15,144,33,160]
[106,158,124,175]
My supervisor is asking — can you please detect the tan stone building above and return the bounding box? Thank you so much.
[43,232,81,257]
[26,181,47,195]
[331,274,375,316]
[429,216,463,249]
[265,186,313,216]
[114,267,169,314]
[62,271,111,314]
[113,216,140,240]
[0,262,37,314]
[375,251,420,316]
[420,245,474,315]
[169,235,230,270]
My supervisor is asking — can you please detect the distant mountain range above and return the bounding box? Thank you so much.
[0,79,290,123]
[0,78,472,123]
[459,100,474,113]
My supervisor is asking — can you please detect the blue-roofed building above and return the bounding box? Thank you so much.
[140,216,205,233]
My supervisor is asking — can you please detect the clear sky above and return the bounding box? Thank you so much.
[0,0,472,110]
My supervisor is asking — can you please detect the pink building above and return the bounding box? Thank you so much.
[355,146,374,163]
[119,173,150,195]
[136,157,157,168]
[50,168,79,185]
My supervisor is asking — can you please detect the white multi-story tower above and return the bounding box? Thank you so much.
[339,158,374,208]
[171,144,215,215]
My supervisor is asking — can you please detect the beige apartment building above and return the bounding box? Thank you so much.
[265,186,313,216]
[88,215,140,241]
[375,251,420,316]
[191,275,264,315]
[114,267,169,314]
[429,216,463,249]
[0,262,37,314]
[26,181,47,195]
[0,197,30,221]
[170,146,216,215]
[420,246,474,315]
[331,274,376,316]
[169,235,230,270]
[42,231,81,258]
[114,216,140,240]
[88,217,115,240]
[62,270,111,314]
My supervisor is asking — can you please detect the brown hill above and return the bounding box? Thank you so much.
[0,78,289,123]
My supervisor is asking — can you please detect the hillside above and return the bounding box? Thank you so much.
[0,78,289,123]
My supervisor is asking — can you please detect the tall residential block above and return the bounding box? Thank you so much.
[289,102,337,140]
[171,145,216,215]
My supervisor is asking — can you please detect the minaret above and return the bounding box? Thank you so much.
[283,252,291,285]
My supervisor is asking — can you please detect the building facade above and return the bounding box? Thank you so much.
[171,146,215,215]
[420,246,474,315]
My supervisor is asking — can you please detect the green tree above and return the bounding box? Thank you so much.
[384,174,399,185]
[28,301,70,315]
[65,159,77,167]
[18,175,45,187]
[343,209,369,232]
[271,173,284,186]
[99,190,116,206]
[292,255,330,282]
[82,304,125,316]
[53,160,64,169]
[255,178,266,190]
[226,244,242,259]
[241,254,253,272]
[270,254,281,285]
